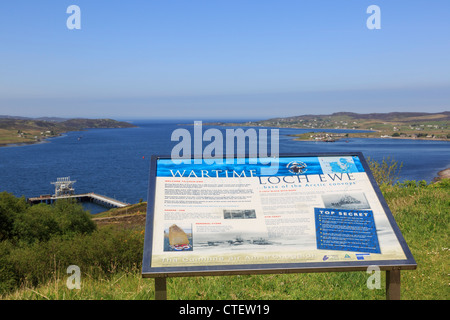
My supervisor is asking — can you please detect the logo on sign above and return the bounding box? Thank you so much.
[287,161,307,174]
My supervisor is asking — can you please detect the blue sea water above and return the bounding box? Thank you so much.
[0,120,449,213]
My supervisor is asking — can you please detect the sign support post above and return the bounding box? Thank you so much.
[155,277,167,300]
[386,269,401,300]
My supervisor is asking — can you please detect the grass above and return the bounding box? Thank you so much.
[93,202,147,219]
[3,267,388,300]
[1,181,448,300]
[0,129,42,145]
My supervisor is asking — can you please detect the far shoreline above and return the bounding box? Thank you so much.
[0,140,50,148]
[433,168,450,182]
[0,131,71,149]
[290,134,450,143]
[202,121,449,143]
[0,117,137,149]
[0,125,138,149]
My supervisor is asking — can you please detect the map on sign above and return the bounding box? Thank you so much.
[142,153,416,276]
[319,156,360,174]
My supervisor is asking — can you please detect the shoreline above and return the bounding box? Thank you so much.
[0,118,137,148]
[0,132,66,148]
[0,126,138,149]
[203,122,449,142]
[0,140,49,148]
[291,135,450,142]
[286,130,449,142]
[433,168,450,182]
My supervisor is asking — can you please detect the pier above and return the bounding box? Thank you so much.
[27,177,128,209]
[27,192,128,208]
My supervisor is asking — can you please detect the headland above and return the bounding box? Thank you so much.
[206,111,450,142]
[0,116,136,147]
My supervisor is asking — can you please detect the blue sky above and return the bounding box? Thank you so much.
[0,0,449,120]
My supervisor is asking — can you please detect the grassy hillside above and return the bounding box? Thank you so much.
[0,117,136,146]
[0,177,448,300]
[209,111,450,141]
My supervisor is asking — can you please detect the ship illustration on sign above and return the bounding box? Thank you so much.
[322,192,371,210]
[168,224,192,251]
[331,195,362,207]
[227,236,244,246]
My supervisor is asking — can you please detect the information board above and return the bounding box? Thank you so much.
[142,153,416,277]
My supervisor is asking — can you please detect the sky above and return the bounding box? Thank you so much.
[0,0,449,120]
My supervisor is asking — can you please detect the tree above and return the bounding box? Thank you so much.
[0,192,28,241]
[53,199,96,236]
[0,193,96,244]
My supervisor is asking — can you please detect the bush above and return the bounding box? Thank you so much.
[367,157,403,186]
[0,194,96,244]
[0,192,28,241]
[429,178,450,189]
[395,180,428,188]
[0,241,18,294]
[0,193,143,294]
[3,227,144,291]
[417,133,428,138]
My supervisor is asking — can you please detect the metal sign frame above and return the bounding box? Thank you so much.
[142,152,416,299]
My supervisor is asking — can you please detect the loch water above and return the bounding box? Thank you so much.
[0,120,448,213]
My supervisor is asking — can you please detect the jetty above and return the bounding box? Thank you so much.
[27,177,128,209]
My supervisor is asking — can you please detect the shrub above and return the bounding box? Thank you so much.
[4,227,144,290]
[0,192,28,241]
[0,241,18,294]
[395,180,428,188]
[0,195,100,292]
[0,193,143,294]
[0,195,97,244]
[429,178,450,189]
[367,157,403,186]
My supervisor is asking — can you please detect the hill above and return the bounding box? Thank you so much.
[0,116,136,146]
[91,202,147,230]
[211,111,450,141]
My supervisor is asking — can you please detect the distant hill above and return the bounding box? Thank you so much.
[0,115,68,122]
[0,116,136,146]
[209,111,449,141]
[263,111,450,124]
[210,111,449,126]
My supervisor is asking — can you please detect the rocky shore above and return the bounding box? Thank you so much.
[433,168,450,182]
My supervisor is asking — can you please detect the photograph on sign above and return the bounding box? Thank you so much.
[143,153,414,275]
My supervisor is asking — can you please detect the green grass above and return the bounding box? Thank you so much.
[92,202,147,218]
[1,181,448,300]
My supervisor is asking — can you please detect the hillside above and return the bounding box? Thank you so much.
[91,202,147,230]
[210,111,450,141]
[0,117,136,146]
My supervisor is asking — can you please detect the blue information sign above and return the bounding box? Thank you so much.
[142,153,416,279]
[314,208,381,254]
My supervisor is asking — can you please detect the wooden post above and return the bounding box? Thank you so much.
[386,269,401,300]
[155,277,167,300]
